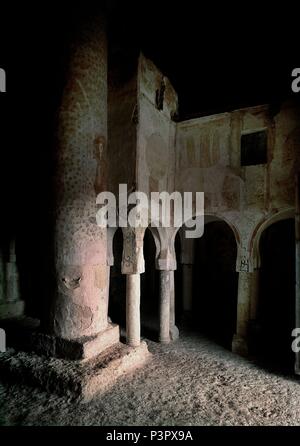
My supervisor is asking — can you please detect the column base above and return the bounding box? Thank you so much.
[0,317,120,360]
[158,336,171,344]
[0,300,24,319]
[126,338,141,348]
[170,325,179,341]
[34,323,120,360]
[231,334,248,357]
[0,341,151,402]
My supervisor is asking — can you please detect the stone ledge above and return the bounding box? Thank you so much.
[0,318,120,361]
[32,323,120,360]
[0,341,151,401]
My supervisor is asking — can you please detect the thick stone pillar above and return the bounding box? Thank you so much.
[106,227,117,324]
[46,14,114,346]
[232,271,252,356]
[126,274,141,347]
[295,173,300,374]
[159,270,171,343]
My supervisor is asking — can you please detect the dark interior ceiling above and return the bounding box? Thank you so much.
[1,1,299,118]
[106,0,300,117]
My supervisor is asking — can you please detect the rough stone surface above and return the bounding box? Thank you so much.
[34,323,120,360]
[126,274,141,347]
[0,318,120,360]
[0,341,150,403]
[0,331,300,426]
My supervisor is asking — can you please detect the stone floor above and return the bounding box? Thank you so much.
[1,330,300,426]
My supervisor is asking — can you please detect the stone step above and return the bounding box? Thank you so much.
[0,340,150,402]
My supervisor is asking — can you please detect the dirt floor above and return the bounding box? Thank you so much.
[0,330,300,426]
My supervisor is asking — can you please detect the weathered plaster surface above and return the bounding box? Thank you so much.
[50,15,109,340]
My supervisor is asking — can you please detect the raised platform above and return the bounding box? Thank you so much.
[32,323,121,360]
[0,341,151,401]
[0,317,120,360]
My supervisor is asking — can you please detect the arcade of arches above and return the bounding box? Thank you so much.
[106,214,297,376]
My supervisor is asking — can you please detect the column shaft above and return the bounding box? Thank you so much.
[169,270,175,329]
[169,270,179,341]
[126,274,141,347]
[159,270,170,343]
[232,271,252,355]
[236,271,252,338]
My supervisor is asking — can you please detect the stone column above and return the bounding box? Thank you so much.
[169,270,179,341]
[155,228,177,343]
[232,271,253,356]
[159,270,171,343]
[126,274,141,347]
[295,173,300,374]
[121,227,145,348]
[45,14,116,349]
[6,240,20,303]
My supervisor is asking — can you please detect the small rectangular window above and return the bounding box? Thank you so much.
[241,130,267,166]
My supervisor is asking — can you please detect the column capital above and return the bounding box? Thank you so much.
[156,256,177,271]
[236,245,255,273]
[153,227,177,271]
[121,227,145,274]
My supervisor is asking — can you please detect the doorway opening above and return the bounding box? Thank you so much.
[254,218,295,372]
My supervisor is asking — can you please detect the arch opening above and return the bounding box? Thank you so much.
[175,216,238,349]
[140,227,160,341]
[251,218,295,372]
